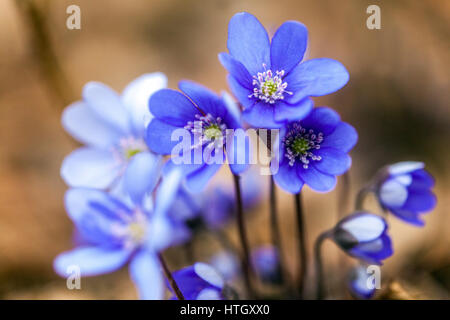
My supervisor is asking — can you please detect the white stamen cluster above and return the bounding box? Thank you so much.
[117,136,148,161]
[111,209,148,249]
[184,113,227,151]
[249,65,292,104]
[283,123,324,169]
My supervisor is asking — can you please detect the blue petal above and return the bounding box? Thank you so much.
[227,12,271,76]
[243,102,280,129]
[338,213,387,242]
[273,162,304,194]
[313,147,351,175]
[146,119,183,155]
[125,152,163,206]
[221,91,242,129]
[83,82,131,134]
[185,163,223,192]
[320,122,358,152]
[61,148,121,189]
[379,179,408,208]
[178,81,226,119]
[274,99,313,123]
[410,169,435,189]
[348,266,376,300]
[389,208,425,226]
[129,250,164,300]
[300,107,340,135]
[65,188,131,245]
[149,89,197,127]
[402,190,436,213]
[227,129,251,174]
[350,234,393,265]
[297,165,336,192]
[284,58,349,103]
[121,73,167,136]
[62,101,122,149]
[227,75,255,109]
[54,247,130,277]
[218,53,253,88]
[270,21,308,75]
[154,167,183,216]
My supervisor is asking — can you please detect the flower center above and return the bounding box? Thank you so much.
[184,113,227,150]
[118,137,148,160]
[283,123,323,168]
[249,64,292,104]
[127,222,147,244]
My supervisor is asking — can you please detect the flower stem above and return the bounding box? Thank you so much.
[158,253,184,300]
[233,173,255,299]
[355,184,372,211]
[269,176,291,288]
[337,172,350,220]
[294,192,308,298]
[314,230,332,300]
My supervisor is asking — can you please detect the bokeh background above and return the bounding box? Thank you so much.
[0,0,449,299]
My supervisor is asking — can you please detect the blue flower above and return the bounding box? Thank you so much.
[251,245,282,285]
[219,12,349,128]
[332,212,393,265]
[61,73,167,191]
[209,252,240,282]
[168,169,263,231]
[170,263,225,300]
[271,107,357,193]
[348,265,376,299]
[146,81,250,192]
[54,160,188,300]
[376,162,436,226]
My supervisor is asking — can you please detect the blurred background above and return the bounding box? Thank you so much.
[0,0,449,299]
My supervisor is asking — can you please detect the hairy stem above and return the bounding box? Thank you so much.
[294,192,308,298]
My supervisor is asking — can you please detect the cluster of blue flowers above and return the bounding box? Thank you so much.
[55,12,436,300]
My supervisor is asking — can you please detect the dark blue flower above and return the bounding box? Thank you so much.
[348,265,376,299]
[376,162,436,226]
[219,12,349,128]
[61,73,166,190]
[251,245,283,285]
[332,212,393,265]
[271,107,357,193]
[170,263,225,300]
[146,81,251,192]
[54,160,188,300]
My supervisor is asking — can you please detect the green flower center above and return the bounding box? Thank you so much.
[127,222,147,243]
[291,138,310,155]
[204,124,223,140]
[125,148,142,159]
[261,79,278,96]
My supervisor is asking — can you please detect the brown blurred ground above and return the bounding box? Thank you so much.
[0,0,449,299]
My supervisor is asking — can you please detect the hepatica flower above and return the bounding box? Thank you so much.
[54,159,187,300]
[146,81,250,192]
[332,212,393,265]
[271,107,357,193]
[219,12,349,128]
[376,161,436,226]
[251,245,283,285]
[348,265,376,300]
[61,73,166,190]
[170,263,225,300]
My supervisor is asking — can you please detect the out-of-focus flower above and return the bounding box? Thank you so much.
[170,263,225,300]
[271,107,357,194]
[61,73,166,190]
[146,81,250,192]
[251,245,282,285]
[168,169,263,232]
[209,252,240,282]
[54,161,188,300]
[219,12,349,128]
[332,212,393,265]
[348,265,376,299]
[375,161,436,226]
